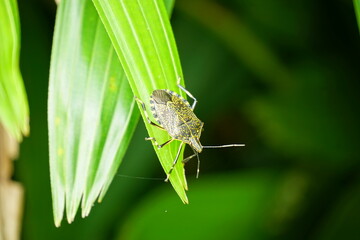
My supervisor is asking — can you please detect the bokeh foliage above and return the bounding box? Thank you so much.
[14,0,360,239]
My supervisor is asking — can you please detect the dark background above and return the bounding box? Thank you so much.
[15,0,360,239]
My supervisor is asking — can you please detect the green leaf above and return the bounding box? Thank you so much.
[354,0,360,33]
[92,0,188,203]
[49,0,180,227]
[0,0,29,140]
[48,0,139,226]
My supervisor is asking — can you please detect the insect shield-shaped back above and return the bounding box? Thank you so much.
[150,89,204,153]
[150,90,175,128]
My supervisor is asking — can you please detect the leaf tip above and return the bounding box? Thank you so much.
[182,190,189,204]
[81,204,92,218]
[66,216,74,224]
[52,199,65,227]
[54,218,62,228]
[81,211,88,218]
[184,182,188,191]
[66,203,77,224]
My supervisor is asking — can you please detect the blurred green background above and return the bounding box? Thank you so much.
[15,0,359,239]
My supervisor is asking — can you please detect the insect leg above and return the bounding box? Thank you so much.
[165,142,184,182]
[146,137,174,149]
[182,153,197,163]
[176,78,197,110]
[135,96,164,130]
[195,152,200,178]
[182,149,201,178]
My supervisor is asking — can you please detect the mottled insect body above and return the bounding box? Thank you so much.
[150,89,204,152]
[135,80,244,181]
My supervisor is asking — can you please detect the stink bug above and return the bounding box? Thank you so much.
[135,79,245,182]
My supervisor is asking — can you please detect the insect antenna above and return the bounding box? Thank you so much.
[117,174,164,181]
[180,144,244,179]
[203,144,245,148]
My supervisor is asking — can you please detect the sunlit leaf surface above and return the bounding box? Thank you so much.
[0,0,29,141]
[48,0,139,226]
[92,0,188,203]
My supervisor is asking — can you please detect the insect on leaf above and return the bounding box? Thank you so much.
[92,0,189,203]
